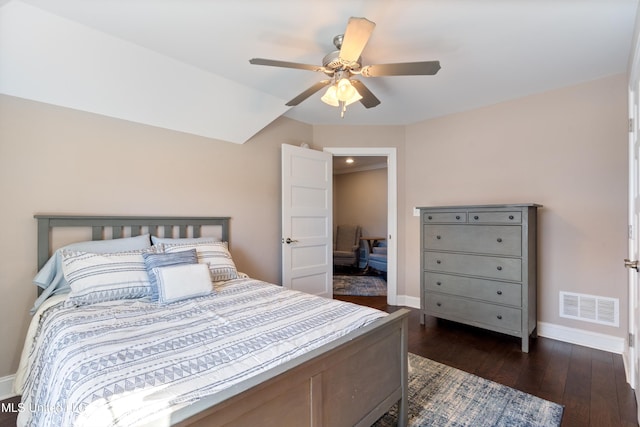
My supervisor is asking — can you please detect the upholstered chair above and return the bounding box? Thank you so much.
[368,241,387,273]
[333,225,362,269]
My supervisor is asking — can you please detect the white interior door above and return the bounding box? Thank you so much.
[628,81,640,421]
[281,144,333,297]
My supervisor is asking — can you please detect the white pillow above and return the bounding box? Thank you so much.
[161,242,238,282]
[154,263,212,304]
[62,248,155,305]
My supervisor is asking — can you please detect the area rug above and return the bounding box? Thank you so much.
[333,274,387,296]
[374,353,563,427]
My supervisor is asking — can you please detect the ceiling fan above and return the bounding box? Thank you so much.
[249,17,441,117]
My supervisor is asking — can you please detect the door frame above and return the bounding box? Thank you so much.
[627,10,640,420]
[628,82,639,413]
[324,147,398,305]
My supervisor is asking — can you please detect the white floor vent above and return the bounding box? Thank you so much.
[559,291,619,327]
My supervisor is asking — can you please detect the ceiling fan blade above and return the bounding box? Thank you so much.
[362,61,441,77]
[350,80,380,109]
[250,58,324,72]
[339,17,376,65]
[285,80,332,106]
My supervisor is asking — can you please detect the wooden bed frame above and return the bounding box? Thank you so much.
[34,215,409,427]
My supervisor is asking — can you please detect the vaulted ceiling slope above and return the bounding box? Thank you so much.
[0,0,637,144]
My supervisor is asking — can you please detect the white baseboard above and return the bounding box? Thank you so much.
[537,321,625,354]
[623,348,632,385]
[0,374,16,400]
[394,296,625,354]
[396,295,420,309]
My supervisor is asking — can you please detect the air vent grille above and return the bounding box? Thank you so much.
[560,291,618,327]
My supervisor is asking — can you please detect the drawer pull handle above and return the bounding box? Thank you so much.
[497,290,503,295]
[497,238,503,243]
[497,315,503,320]
[428,215,433,220]
[496,266,503,271]
[436,260,442,264]
[474,215,479,220]
[437,302,442,307]
[436,235,441,240]
[456,215,461,220]
[436,281,442,286]
[509,215,514,220]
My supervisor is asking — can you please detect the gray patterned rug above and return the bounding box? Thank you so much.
[374,353,563,427]
[333,274,387,296]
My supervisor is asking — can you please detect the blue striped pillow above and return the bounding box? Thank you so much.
[160,242,238,282]
[142,249,198,301]
[62,248,156,305]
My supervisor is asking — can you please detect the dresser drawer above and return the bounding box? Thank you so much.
[424,252,522,281]
[424,293,522,334]
[424,272,521,306]
[424,225,521,256]
[423,211,467,223]
[469,211,522,223]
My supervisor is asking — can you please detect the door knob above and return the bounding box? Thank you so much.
[624,259,639,271]
[283,237,299,244]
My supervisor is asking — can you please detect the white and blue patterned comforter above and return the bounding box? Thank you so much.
[17,279,386,427]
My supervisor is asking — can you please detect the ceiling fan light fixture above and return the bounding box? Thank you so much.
[321,78,362,117]
[336,78,357,102]
[343,83,362,106]
[250,16,440,115]
[321,85,339,106]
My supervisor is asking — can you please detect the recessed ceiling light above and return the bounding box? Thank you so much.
[346,158,354,164]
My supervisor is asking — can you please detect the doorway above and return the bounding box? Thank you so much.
[324,147,398,306]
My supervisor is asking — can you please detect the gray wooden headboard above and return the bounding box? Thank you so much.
[34,215,230,271]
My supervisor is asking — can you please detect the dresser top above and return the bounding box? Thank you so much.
[417,203,542,210]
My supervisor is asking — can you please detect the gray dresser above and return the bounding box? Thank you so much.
[418,204,541,352]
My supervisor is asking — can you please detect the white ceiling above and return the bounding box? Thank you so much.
[2,0,639,136]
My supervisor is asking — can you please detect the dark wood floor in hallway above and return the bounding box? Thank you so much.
[335,295,639,427]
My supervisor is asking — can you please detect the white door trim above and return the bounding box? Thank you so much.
[627,10,640,423]
[324,147,398,306]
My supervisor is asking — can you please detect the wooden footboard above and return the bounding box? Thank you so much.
[169,309,410,427]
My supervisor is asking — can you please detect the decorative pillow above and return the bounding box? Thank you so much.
[151,236,219,245]
[161,241,238,282]
[142,249,198,301]
[31,234,152,313]
[154,263,212,304]
[62,248,155,305]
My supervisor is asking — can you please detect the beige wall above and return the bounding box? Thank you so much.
[0,95,311,376]
[334,168,388,238]
[405,73,629,336]
[0,72,628,378]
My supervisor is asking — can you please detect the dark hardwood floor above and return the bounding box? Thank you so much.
[2,297,637,426]
[337,295,639,427]
[0,395,19,427]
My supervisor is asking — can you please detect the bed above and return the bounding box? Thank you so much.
[15,215,409,427]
